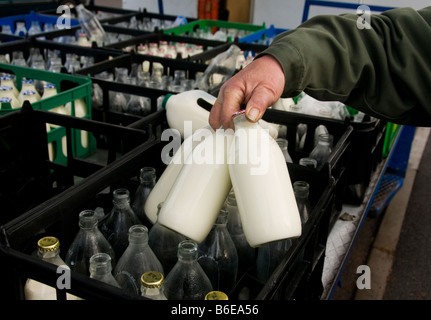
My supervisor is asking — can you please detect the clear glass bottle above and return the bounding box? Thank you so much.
[100,188,142,259]
[65,210,116,276]
[126,94,151,116]
[296,123,308,151]
[198,209,238,294]
[24,236,82,300]
[75,4,107,46]
[225,191,255,274]
[313,125,329,148]
[275,138,293,163]
[309,133,333,167]
[14,22,27,37]
[89,253,121,288]
[163,240,213,300]
[148,202,186,275]
[131,167,157,227]
[293,181,312,226]
[256,238,293,283]
[113,225,163,295]
[140,271,167,300]
[299,157,318,168]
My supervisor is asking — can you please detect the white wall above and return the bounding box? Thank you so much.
[122,0,199,18]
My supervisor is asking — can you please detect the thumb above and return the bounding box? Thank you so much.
[244,86,278,122]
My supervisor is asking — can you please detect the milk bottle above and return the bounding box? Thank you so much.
[0,86,20,109]
[0,74,19,97]
[24,236,82,300]
[19,79,41,102]
[67,98,89,149]
[144,125,213,223]
[163,90,279,139]
[228,110,302,247]
[157,127,234,243]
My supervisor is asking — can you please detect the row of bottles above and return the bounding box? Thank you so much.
[1,21,52,38]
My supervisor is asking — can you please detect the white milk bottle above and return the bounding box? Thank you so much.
[67,98,89,149]
[24,236,82,300]
[0,86,20,109]
[42,83,70,159]
[228,110,302,247]
[19,79,41,102]
[157,127,234,243]
[144,126,213,224]
[0,74,19,97]
[163,89,279,139]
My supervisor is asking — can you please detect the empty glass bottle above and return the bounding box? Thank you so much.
[132,167,157,227]
[293,181,312,226]
[225,191,255,274]
[299,157,318,168]
[24,236,82,300]
[140,271,167,300]
[256,238,292,283]
[276,138,293,163]
[309,133,333,167]
[113,225,163,295]
[126,94,151,116]
[164,240,213,300]
[148,202,186,275]
[198,209,238,294]
[89,253,121,288]
[100,188,142,259]
[65,210,116,276]
[75,4,107,46]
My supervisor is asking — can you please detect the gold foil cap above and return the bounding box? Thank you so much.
[37,236,60,252]
[141,271,164,288]
[205,291,229,300]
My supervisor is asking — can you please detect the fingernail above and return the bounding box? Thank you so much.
[246,108,260,122]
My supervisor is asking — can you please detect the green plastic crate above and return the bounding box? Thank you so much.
[383,122,401,158]
[162,19,266,42]
[0,63,96,164]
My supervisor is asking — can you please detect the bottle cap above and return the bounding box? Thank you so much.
[231,109,246,118]
[205,291,229,300]
[141,271,164,288]
[161,93,173,110]
[37,236,60,252]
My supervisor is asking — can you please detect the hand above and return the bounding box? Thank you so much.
[209,54,286,130]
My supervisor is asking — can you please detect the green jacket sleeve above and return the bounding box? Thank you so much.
[259,7,431,126]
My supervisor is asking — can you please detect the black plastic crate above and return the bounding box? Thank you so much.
[76,51,209,124]
[0,104,167,226]
[0,134,336,300]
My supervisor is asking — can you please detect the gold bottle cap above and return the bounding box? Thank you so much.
[205,291,229,300]
[141,271,164,288]
[37,236,60,252]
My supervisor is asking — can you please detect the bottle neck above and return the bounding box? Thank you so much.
[112,188,131,210]
[78,210,98,230]
[128,225,149,245]
[139,167,156,186]
[89,253,113,276]
[178,240,198,262]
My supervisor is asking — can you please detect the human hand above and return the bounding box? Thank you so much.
[209,54,285,130]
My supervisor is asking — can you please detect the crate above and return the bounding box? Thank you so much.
[0,10,80,37]
[383,122,401,158]
[0,130,336,300]
[76,51,209,124]
[163,19,267,42]
[0,104,167,226]
[239,24,288,44]
[0,62,96,164]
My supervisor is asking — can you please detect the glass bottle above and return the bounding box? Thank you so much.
[296,123,308,151]
[113,225,163,295]
[19,90,39,106]
[14,22,27,37]
[100,188,142,259]
[293,181,312,226]
[198,209,238,294]
[0,74,19,97]
[75,4,107,46]
[148,202,186,275]
[65,210,116,276]
[131,167,157,227]
[309,133,333,167]
[256,238,293,283]
[140,271,167,300]
[313,125,329,148]
[275,138,293,163]
[299,157,318,168]
[205,291,229,300]
[24,236,82,300]
[0,86,20,109]
[126,94,151,116]
[225,191,255,274]
[89,253,121,288]
[19,79,41,102]
[163,240,213,300]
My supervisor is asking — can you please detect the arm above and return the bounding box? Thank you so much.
[210,6,431,129]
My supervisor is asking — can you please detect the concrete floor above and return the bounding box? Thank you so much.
[331,126,431,300]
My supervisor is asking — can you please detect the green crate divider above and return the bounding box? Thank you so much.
[383,122,401,158]
[163,19,266,42]
[0,63,96,164]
